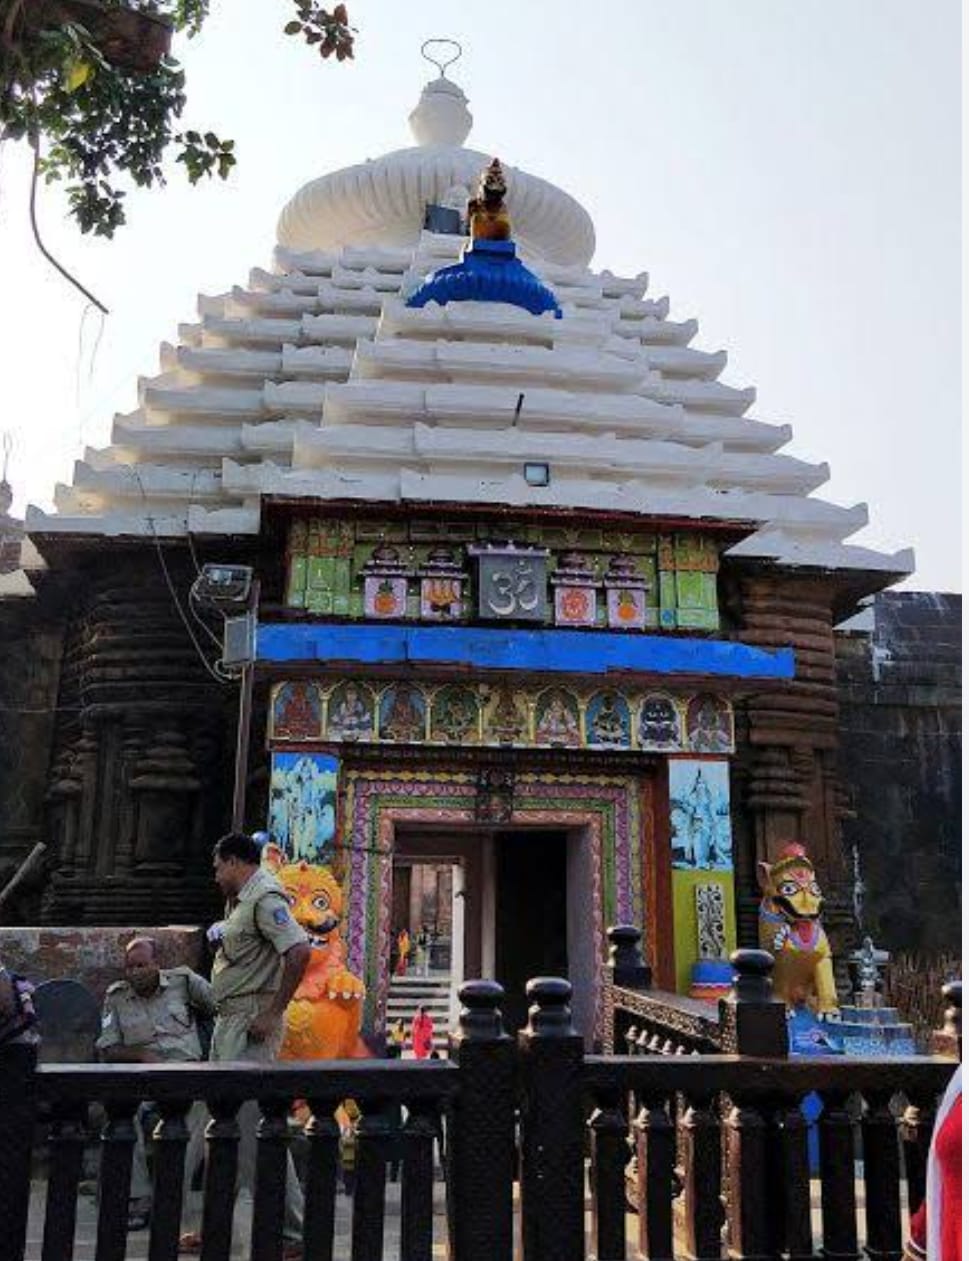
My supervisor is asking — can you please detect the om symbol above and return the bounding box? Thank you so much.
[487,561,540,616]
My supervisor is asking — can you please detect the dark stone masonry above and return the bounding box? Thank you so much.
[836,591,961,954]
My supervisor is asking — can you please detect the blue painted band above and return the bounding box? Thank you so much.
[256,623,795,680]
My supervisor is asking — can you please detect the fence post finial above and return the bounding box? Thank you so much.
[720,948,789,1057]
[605,924,652,989]
[449,980,515,1261]
[519,978,585,1261]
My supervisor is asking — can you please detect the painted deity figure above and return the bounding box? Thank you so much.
[467,158,511,242]
[274,682,322,740]
[535,693,580,746]
[758,843,839,1016]
[286,755,336,861]
[486,688,528,744]
[590,694,627,746]
[433,689,478,743]
[688,697,732,753]
[382,688,425,742]
[328,684,372,741]
[639,695,680,748]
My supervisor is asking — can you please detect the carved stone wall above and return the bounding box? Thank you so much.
[0,593,65,921]
[729,569,854,967]
[42,552,234,926]
[836,592,961,954]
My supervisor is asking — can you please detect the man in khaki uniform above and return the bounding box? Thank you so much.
[180,832,309,1257]
[96,937,215,1230]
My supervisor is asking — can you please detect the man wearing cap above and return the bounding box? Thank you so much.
[180,832,309,1257]
[97,937,214,1231]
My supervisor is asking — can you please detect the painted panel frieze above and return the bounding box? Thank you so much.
[606,584,648,630]
[472,547,548,622]
[481,685,530,745]
[637,693,683,751]
[378,684,427,743]
[420,575,464,620]
[272,681,324,741]
[429,685,481,745]
[286,516,721,631]
[685,694,734,754]
[534,688,582,747]
[364,575,407,619]
[668,758,732,871]
[585,691,632,749]
[327,681,375,742]
[270,680,735,755]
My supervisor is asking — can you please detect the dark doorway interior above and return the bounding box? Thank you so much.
[495,830,568,1033]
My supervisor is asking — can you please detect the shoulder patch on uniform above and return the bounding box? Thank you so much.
[272,906,291,926]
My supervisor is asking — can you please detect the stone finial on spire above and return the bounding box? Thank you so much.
[408,39,472,146]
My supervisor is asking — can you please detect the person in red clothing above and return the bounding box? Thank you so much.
[906,1064,961,1260]
[411,1004,435,1060]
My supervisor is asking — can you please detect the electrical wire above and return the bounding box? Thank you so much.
[122,463,229,686]
[188,584,224,649]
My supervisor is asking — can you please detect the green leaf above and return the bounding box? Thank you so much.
[65,60,93,92]
[284,20,303,34]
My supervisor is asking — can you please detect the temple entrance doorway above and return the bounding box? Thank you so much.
[493,829,568,1033]
[391,824,598,1044]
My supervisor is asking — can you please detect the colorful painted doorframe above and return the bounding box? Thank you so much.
[329,768,653,1041]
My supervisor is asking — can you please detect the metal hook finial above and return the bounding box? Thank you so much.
[421,38,462,78]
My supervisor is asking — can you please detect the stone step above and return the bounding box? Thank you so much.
[389,974,451,988]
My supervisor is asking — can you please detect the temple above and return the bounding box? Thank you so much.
[0,63,926,1044]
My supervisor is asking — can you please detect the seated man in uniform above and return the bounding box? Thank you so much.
[97,936,215,1231]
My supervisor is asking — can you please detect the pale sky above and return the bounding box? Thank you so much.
[0,0,961,591]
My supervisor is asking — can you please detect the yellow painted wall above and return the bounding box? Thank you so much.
[671,868,737,994]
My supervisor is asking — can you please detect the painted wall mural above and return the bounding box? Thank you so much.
[668,758,733,871]
[685,694,734,754]
[268,751,339,862]
[285,516,720,631]
[326,681,374,742]
[270,680,735,756]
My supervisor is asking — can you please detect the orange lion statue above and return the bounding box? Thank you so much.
[263,843,369,1059]
[758,842,840,1016]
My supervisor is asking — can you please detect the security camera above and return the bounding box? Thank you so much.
[192,564,254,610]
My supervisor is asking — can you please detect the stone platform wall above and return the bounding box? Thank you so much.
[836,591,961,954]
[0,925,206,1003]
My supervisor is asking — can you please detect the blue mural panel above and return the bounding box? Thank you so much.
[269,752,339,864]
[669,759,732,871]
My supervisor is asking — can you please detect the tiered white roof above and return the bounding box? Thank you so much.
[25,72,912,578]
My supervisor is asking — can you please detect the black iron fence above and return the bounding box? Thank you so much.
[0,952,960,1261]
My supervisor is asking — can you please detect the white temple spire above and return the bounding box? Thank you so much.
[408,39,472,147]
